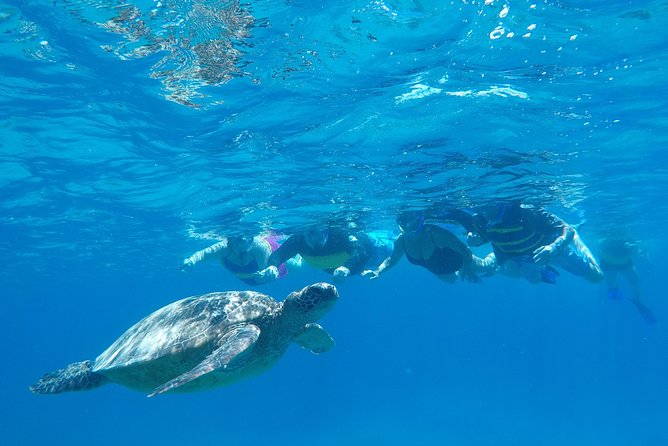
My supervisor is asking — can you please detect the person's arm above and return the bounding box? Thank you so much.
[266,234,302,267]
[440,208,489,247]
[532,211,575,264]
[247,238,281,284]
[255,234,302,282]
[441,208,476,233]
[250,237,273,267]
[362,236,405,279]
[552,224,576,251]
[181,240,228,271]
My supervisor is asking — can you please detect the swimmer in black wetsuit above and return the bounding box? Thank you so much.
[256,225,375,283]
[363,212,496,283]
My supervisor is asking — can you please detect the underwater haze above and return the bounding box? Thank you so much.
[2,0,668,445]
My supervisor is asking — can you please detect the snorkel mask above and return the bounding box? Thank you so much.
[304,227,329,249]
[397,212,425,234]
[228,236,254,253]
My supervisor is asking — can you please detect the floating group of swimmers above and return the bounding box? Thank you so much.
[29,201,654,398]
[181,202,654,324]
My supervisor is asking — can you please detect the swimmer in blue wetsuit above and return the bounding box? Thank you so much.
[257,225,379,284]
[181,234,301,285]
[363,212,496,283]
[458,202,604,284]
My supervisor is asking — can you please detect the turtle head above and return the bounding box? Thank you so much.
[283,282,339,322]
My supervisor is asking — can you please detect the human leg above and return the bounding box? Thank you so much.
[553,234,604,283]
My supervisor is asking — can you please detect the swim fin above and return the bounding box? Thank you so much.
[631,299,657,325]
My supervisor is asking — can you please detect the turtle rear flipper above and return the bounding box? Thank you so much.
[30,360,110,394]
[295,323,335,354]
[148,324,261,397]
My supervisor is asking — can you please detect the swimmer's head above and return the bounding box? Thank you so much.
[304,226,329,250]
[228,235,254,253]
[397,211,425,234]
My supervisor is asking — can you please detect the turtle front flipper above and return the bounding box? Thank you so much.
[148,324,261,397]
[294,323,335,354]
[30,360,110,394]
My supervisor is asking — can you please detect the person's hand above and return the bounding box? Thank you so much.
[180,259,194,272]
[255,266,279,282]
[533,244,556,264]
[332,266,350,283]
[361,269,380,280]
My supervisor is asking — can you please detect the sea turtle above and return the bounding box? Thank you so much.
[30,282,338,397]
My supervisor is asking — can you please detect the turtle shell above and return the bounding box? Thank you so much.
[92,291,279,392]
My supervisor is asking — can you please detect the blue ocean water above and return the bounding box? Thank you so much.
[2,0,668,444]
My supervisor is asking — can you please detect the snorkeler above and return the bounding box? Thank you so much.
[363,211,496,283]
[180,234,301,285]
[256,225,380,284]
[456,202,604,284]
[598,237,655,324]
